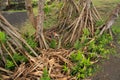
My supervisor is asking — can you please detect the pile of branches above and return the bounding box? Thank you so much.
[0,49,77,80]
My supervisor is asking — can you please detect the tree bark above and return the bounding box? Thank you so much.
[36,0,48,49]
[25,0,36,28]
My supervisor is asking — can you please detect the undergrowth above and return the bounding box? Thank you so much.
[70,28,113,79]
[70,51,94,79]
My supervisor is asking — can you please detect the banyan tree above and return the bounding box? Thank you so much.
[0,0,120,79]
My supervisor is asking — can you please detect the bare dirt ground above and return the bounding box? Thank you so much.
[2,12,28,27]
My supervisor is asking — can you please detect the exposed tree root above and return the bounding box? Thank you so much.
[55,0,101,45]
[0,13,38,70]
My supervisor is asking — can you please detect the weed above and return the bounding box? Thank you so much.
[49,39,57,49]
[5,53,27,70]
[87,33,112,57]
[32,0,38,7]
[0,31,7,43]
[74,40,82,50]
[72,31,113,79]
[5,59,15,70]
[63,63,69,72]
[13,53,27,63]
[95,20,104,27]
[70,51,94,79]
[40,68,51,80]
[74,28,90,50]
[44,5,51,14]
[26,36,37,49]
[23,34,38,55]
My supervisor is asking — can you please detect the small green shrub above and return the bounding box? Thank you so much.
[5,53,27,70]
[70,51,84,62]
[13,53,27,63]
[0,31,7,43]
[74,40,82,50]
[49,39,57,49]
[63,63,69,72]
[32,0,38,7]
[95,20,104,27]
[5,59,15,70]
[71,32,113,79]
[26,37,38,49]
[88,33,112,57]
[74,28,90,50]
[44,5,51,14]
[70,51,94,79]
[40,68,51,80]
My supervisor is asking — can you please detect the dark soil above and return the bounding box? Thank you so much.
[2,12,28,27]
[91,36,120,80]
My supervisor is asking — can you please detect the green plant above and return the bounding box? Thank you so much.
[13,53,27,63]
[0,31,7,43]
[5,59,15,70]
[70,51,94,79]
[70,51,84,62]
[80,28,90,43]
[63,63,69,72]
[44,5,51,14]
[74,28,90,50]
[5,53,27,70]
[72,27,113,79]
[74,40,82,50]
[40,68,51,80]
[26,36,38,49]
[24,35,38,56]
[97,33,112,55]
[49,39,57,49]
[95,20,104,27]
[87,33,112,57]
[32,0,38,7]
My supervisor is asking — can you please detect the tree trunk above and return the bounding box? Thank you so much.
[36,0,48,49]
[25,0,36,28]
